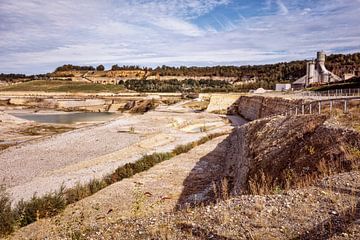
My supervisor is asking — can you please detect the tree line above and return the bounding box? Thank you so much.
[122,79,270,93]
[53,52,360,80]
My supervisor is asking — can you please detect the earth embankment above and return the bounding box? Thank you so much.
[223,114,360,195]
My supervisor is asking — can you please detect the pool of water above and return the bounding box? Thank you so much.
[12,112,119,124]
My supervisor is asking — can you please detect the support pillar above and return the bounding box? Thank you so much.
[344,100,348,114]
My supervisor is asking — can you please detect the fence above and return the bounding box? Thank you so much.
[285,97,360,116]
[301,88,360,97]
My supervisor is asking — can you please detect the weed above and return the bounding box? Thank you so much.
[273,185,283,194]
[129,126,135,133]
[220,178,229,200]
[200,124,208,132]
[305,145,316,155]
[346,146,360,159]
[131,183,147,217]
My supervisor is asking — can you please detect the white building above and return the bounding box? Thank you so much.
[275,83,291,91]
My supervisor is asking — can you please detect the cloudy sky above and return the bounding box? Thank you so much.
[1,0,360,74]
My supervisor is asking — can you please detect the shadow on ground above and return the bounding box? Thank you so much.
[175,131,232,209]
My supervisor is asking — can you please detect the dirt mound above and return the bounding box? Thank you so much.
[224,115,360,195]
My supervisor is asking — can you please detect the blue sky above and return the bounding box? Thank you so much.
[1,0,360,74]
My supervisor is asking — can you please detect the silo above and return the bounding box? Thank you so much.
[307,61,315,84]
[317,51,326,63]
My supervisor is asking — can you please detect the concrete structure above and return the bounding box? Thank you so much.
[275,83,291,91]
[292,51,341,88]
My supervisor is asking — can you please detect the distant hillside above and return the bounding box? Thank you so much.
[52,52,360,81]
[3,52,360,91]
[148,52,360,81]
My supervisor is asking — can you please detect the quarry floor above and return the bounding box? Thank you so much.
[0,102,237,204]
[2,92,360,239]
[7,133,360,240]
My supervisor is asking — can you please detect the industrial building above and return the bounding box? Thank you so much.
[292,51,341,89]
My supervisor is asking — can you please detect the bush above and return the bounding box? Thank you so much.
[14,187,66,227]
[0,187,15,237]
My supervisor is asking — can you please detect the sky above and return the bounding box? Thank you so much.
[1,0,360,74]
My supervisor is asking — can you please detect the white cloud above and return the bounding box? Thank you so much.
[276,0,289,15]
[0,0,359,73]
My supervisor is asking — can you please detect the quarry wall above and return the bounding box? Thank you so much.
[205,93,242,113]
[223,115,360,195]
[235,95,304,120]
[221,94,360,196]
[205,94,304,117]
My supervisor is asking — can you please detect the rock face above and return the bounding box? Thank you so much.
[233,96,304,120]
[205,94,242,112]
[224,115,360,195]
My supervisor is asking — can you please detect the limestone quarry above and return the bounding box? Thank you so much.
[1,90,360,240]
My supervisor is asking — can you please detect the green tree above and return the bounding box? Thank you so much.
[96,65,105,71]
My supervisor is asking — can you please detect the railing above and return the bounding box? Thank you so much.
[285,97,360,116]
[300,88,360,97]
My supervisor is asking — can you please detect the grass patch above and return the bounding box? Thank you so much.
[0,132,227,237]
[19,125,75,136]
[0,80,126,93]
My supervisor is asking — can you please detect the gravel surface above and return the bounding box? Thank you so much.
[0,104,233,203]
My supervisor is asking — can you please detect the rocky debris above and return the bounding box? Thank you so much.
[16,170,358,240]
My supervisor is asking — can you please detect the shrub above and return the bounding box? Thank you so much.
[0,186,15,237]
[65,183,91,204]
[14,187,66,227]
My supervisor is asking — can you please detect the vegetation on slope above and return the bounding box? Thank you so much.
[53,52,360,82]
[0,80,126,93]
[0,79,267,93]
[123,79,241,92]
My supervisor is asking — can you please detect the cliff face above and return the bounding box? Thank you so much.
[224,114,360,195]
[234,96,304,120]
[205,94,242,113]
